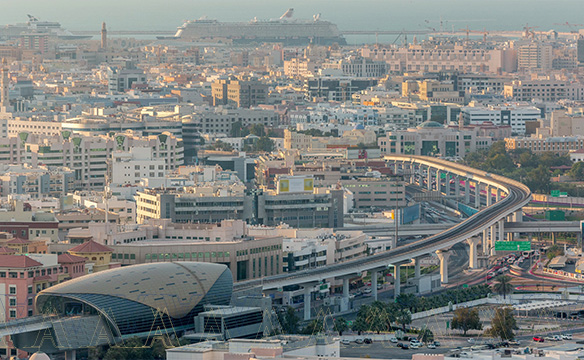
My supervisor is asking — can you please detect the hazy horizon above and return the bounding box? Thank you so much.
[1,0,582,34]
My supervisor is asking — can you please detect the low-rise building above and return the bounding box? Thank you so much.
[378,121,492,157]
[505,136,584,154]
[462,104,541,135]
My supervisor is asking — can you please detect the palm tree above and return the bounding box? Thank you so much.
[493,275,513,300]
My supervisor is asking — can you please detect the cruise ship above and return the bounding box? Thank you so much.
[164,9,346,45]
[0,15,91,40]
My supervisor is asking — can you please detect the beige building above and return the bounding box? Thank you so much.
[505,136,584,154]
[362,45,511,73]
[504,80,584,102]
[513,40,553,71]
[50,220,283,282]
[284,58,318,77]
[283,128,377,151]
[212,77,268,108]
[342,177,406,210]
[379,121,492,157]
[550,110,584,136]
[402,80,465,103]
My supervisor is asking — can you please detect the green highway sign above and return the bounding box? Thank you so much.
[551,190,560,197]
[495,241,531,252]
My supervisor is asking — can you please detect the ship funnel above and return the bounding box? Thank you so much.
[313,13,321,21]
[280,8,294,20]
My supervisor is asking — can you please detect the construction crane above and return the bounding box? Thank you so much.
[459,27,489,42]
[553,21,584,33]
[522,23,539,39]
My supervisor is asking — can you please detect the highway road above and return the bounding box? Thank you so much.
[234,155,532,293]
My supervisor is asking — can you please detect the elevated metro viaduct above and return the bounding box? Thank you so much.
[234,155,532,320]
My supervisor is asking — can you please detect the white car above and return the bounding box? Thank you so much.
[363,288,372,294]
[427,344,436,349]
[410,340,422,347]
[389,337,398,343]
[562,334,572,340]
[410,343,419,349]
[341,339,351,345]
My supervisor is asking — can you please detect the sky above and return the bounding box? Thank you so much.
[0,0,582,34]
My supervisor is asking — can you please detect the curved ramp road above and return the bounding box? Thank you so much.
[234,155,531,291]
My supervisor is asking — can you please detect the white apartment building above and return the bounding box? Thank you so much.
[0,132,183,190]
[362,45,511,73]
[514,40,553,71]
[462,104,541,135]
[111,147,166,185]
[504,80,584,102]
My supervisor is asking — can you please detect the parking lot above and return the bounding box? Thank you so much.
[340,341,456,359]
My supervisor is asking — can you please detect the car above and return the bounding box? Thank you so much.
[364,338,373,344]
[544,336,558,342]
[533,337,544,343]
[467,338,475,344]
[561,334,572,340]
[341,339,351,345]
[410,344,419,349]
[354,291,363,297]
[401,344,410,350]
[355,338,364,344]
[397,343,404,348]
[377,283,383,290]
[363,288,372,295]
[508,340,520,346]
[427,344,437,349]
[433,341,441,347]
[389,337,398,343]
[553,335,562,341]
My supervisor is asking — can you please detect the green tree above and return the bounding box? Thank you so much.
[570,162,584,181]
[493,275,513,300]
[254,136,274,152]
[487,307,517,340]
[395,308,411,332]
[418,326,435,344]
[278,306,300,334]
[250,124,266,137]
[334,317,349,336]
[451,307,483,335]
[104,337,154,360]
[207,140,233,152]
[302,318,325,335]
[524,165,551,194]
[352,314,369,335]
[230,121,250,137]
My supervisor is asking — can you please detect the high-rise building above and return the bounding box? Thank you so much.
[0,58,9,112]
[211,78,268,108]
[100,22,107,50]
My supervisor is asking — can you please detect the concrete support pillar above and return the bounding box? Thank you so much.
[455,177,460,197]
[427,168,433,191]
[394,264,401,298]
[436,250,451,284]
[436,171,441,193]
[486,185,492,206]
[490,224,497,256]
[66,350,77,360]
[466,237,481,269]
[551,232,557,245]
[498,220,504,243]
[341,278,350,312]
[447,174,453,196]
[371,270,378,301]
[514,210,523,223]
[496,189,501,202]
[475,182,481,209]
[465,181,470,204]
[414,258,421,278]
[303,286,311,321]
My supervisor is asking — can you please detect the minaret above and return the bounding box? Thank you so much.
[0,58,9,110]
[458,111,464,131]
[101,22,107,50]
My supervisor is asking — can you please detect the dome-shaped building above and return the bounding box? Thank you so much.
[36,262,232,337]
[10,262,232,354]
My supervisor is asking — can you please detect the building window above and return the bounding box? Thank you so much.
[28,285,32,294]
[9,309,16,318]
[9,285,16,295]
[9,298,16,306]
